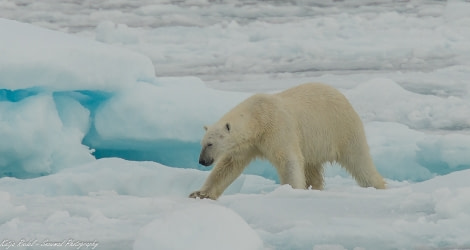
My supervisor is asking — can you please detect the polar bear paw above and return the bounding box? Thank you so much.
[189,190,216,200]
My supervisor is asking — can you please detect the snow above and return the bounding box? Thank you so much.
[1,0,470,249]
[0,19,155,91]
[1,158,469,249]
[133,202,263,250]
[346,78,470,130]
[0,94,94,178]
[94,78,247,142]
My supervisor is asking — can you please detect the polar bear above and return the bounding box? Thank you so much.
[189,83,386,200]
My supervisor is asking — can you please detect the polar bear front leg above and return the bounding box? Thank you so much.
[189,156,249,200]
[268,147,306,189]
[279,157,306,189]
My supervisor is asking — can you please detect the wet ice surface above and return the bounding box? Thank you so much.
[1,1,470,249]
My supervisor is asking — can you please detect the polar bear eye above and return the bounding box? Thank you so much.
[207,143,213,147]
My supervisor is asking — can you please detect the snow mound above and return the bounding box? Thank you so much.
[0,94,94,178]
[0,191,26,224]
[94,78,247,142]
[133,202,263,250]
[347,78,470,130]
[0,19,155,91]
[0,158,277,198]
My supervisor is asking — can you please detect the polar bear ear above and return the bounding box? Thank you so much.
[225,123,231,132]
[203,125,208,131]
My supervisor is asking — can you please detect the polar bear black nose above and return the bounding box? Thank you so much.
[199,158,213,166]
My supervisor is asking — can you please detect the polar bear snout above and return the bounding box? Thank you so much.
[199,147,214,166]
[199,157,214,166]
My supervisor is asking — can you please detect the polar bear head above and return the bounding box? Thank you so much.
[198,123,232,166]
[198,96,268,167]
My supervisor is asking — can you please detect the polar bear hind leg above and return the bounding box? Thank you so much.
[338,145,386,189]
[304,163,324,190]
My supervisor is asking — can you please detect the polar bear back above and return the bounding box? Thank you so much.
[274,83,366,165]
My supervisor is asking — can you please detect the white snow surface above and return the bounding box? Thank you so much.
[1,1,470,249]
[1,158,470,250]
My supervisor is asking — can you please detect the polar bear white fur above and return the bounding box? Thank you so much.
[190,83,386,200]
